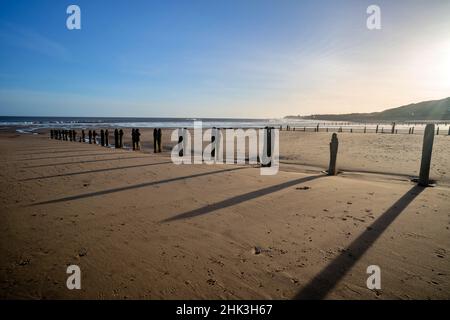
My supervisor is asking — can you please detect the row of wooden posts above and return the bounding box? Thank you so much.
[175,127,274,168]
[50,124,436,186]
[50,129,124,148]
[50,128,163,152]
[327,123,436,186]
[282,122,450,135]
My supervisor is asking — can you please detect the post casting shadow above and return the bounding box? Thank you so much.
[19,149,96,156]
[21,161,173,181]
[16,146,85,152]
[161,174,324,223]
[294,185,425,300]
[18,152,115,161]
[23,156,150,168]
[30,167,247,206]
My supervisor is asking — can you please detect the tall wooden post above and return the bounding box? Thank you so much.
[211,127,216,158]
[328,133,338,176]
[261,127,272,167]
[375,125,379,134]
[448,126,450,135]
[418,124,435,187]
[153,128,158,153]
[178,129,184,157]
[100,129,105,147]
[105,129,109,146]
[436,127,439,135]
[391,122,396,134]
[157,128,162,153]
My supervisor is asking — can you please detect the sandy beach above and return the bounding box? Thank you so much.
[0,130,449,299]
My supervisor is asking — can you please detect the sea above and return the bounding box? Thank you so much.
[0,116,446,134]
[0,116,332,133]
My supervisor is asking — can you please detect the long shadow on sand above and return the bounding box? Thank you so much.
[18,152,115,161]
[16,146,87,152]
[293,185,425,300]
[30,167,247,206]
[23,156,150,168]
[20,161,173,181]
[19,149,98,156]
[161,174,325,223]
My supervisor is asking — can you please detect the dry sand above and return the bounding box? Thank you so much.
[0,131,449,299]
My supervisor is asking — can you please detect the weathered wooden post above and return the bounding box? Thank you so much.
[261,126,272,167]
[211,127,216,158]
[72,130,76,142]
[157,128,162,152]
[408,128,411,134]
[381,127,384,133]
[364,126,366,133]
[418,124,435,187]
[436,127,439,135]
[88,130,92,144]
[114,129,119,148]
[153,128,157,153]
[375,125,379,134]
[448,126,450,135]
[328,133,338,176]
[316,123,319,132]
[100,129,105,146]
[395,129,398,134]
[412,127,415,134]
[105,129,109,146]
[178,129,184,157]
[391,122,396,134]
[118,129,123,148]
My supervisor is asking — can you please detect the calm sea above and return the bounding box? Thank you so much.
[1,116,442,134]
[0,116,323,132]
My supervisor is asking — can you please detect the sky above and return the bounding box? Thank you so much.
[0,0,449,118]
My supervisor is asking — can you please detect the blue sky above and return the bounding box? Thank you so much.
[0,0,449,117]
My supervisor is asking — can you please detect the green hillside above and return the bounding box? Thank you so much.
[286,97,450,121]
